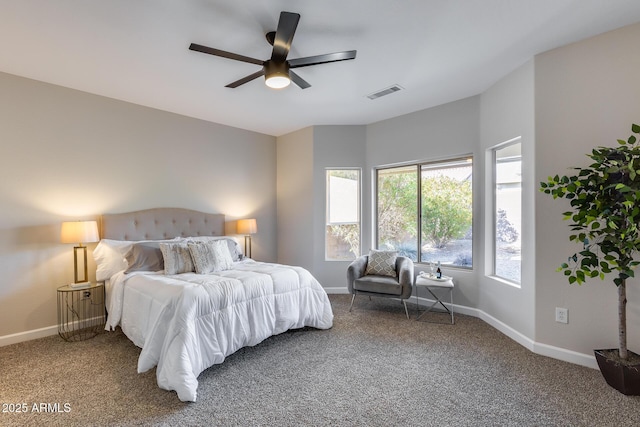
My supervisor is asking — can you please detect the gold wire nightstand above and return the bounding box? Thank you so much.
[57,283,105,342]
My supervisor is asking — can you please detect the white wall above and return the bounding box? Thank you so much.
[535,22,640,355]
[0,71,276,339]
[479,59,536,339]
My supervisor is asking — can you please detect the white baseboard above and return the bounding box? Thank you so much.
[532,341,598,369]
[327,288,598,370]
[0,325,58,347]
[476,308,597,369]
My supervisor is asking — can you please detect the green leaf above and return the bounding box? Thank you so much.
[632,123,640,133]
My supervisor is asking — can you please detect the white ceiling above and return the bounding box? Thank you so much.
[1,1,640,137]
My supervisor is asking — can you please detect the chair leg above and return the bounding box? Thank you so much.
[403,300,409,319]
[349,294,356,312]
[450,288,455,324]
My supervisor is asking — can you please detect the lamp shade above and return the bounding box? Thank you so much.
[61,220,99,244]
[237,218,257,235]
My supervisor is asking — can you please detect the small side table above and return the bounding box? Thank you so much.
[415,274,455,324]
[57,283,105,342]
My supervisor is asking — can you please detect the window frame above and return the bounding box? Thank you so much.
[490,137,522,285]
[325,167,362,261]
[374,156,473,269]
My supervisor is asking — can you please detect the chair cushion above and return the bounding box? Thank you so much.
[364,250,397,277]
[354,275,403,296]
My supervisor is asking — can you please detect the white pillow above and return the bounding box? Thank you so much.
[94,237,183,281]
[188,240,234,274]
[93,239,132,282]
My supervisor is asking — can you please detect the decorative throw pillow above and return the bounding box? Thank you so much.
[124,242,164,273]
[186,236,243,261]
[188,240,234,274]
[364,250,398,277]
[160,242,195,275]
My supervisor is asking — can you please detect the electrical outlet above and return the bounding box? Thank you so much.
[555,307,568,324]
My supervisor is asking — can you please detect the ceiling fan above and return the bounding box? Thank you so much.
[189,11,357,90]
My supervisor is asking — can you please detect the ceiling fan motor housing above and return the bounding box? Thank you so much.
[264,60,291,88]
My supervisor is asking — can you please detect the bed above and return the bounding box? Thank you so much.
[96,208,333,402]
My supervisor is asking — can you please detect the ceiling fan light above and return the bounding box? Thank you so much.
[264,60,291,89]
[265,73,291,89]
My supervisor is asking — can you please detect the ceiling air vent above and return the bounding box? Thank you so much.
[366,84,403,100]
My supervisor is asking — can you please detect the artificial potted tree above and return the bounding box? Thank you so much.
[541,123,640,395]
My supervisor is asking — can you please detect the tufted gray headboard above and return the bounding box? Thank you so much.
[100,208,225,241]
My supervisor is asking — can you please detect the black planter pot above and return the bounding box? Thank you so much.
[594,349,640,395]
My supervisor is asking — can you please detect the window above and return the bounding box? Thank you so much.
[376,157,473,268]
[493,140,521,283]
[326,169,361,261]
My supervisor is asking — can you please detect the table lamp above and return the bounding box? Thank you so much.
[61,220,99,288]
[237,218,257,259]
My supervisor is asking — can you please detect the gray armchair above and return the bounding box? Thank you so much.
[347,255,414,319]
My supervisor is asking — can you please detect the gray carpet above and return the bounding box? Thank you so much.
[1,295,639,426]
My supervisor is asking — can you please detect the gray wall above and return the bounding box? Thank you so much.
[276,127,314,270]
[312,126,366,288]
[479,59,536,339]
[0,71,276,338]
[535,22,640,355]
[276,125,366,289]
[366,96,481,309]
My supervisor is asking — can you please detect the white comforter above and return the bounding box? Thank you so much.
[105,260,334,401]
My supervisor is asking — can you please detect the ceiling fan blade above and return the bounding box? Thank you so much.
[189,43,263,66]
[271,12,300,62]
[289,50,357,69]
[225,70,265,88]
[289,71,311,89]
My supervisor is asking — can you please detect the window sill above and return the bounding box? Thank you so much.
[487,275,521,289]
